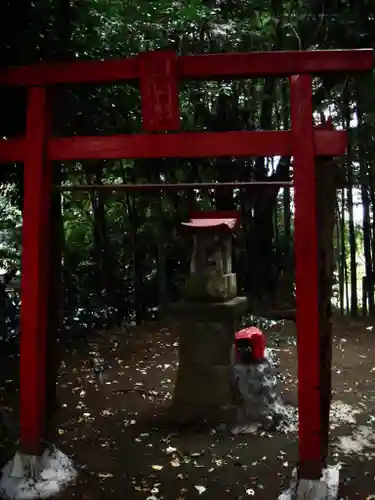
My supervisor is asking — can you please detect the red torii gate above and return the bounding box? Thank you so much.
[0,48,372,486]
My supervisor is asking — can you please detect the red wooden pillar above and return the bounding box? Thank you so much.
[290,74,323,478]
[20,86,52,455]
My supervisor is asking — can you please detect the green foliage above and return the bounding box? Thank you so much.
[0,0,374,341]
[0,189,22,270]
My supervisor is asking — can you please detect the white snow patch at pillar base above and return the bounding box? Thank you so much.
[278,465,340,500]
[0,446,77,499]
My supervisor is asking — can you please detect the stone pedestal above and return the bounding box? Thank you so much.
[169,297,248,424]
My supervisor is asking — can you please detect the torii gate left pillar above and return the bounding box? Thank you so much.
[20,86,52,456]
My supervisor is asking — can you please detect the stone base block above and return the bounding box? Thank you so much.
[0,446,76,499]
[278,466,340,500]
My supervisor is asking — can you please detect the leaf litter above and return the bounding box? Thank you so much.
[30,320,375,499]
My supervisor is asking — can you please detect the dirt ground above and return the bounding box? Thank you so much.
[1,316,375,499]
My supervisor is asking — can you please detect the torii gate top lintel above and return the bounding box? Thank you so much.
[0,48,372,87]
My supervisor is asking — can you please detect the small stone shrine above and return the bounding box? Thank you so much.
[183,212,238,302]
[169,211,248,424]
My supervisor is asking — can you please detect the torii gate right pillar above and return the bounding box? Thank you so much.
[290,73,336,492]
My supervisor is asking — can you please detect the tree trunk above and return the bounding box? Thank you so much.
[339,189,350,314]
[247,78,276,298]
[123,189,144,325]
[315,156,339,463]
[346,189,358,316]
[343,95,358,316]
[86,162,116,317]
[356,87,374,316]
[334,201,345,314]
[45,167,64,439]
